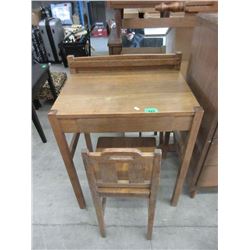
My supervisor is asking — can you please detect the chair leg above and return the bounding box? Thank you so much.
[83,156,106,236]
[157,132,167,158]
[92,195,106,237]
[147,196,157,240]
[159,132,164,145]
[190,190,197,198]
[32,104,47,143]
[189,186,197,198]
[102,197,106,213]
[165,132,170,146]
[33,99,42,110]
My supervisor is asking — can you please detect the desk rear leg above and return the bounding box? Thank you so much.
[48,110,86,209]
[171,107,203,206]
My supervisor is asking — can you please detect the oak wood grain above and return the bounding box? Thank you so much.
[52,59,198,117]
[49,54,202,207]
[67,53,182,73]
[186,14,218,196]
[122,16,198,28]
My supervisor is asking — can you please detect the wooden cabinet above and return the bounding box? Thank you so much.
[186,14,218,196]
[196,129,218,187]
[165,27,193,78]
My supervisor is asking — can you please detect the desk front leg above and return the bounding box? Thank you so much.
[48,110,86,209]
[171,107,204,206]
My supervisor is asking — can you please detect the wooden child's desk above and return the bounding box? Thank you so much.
[48,54,203,208]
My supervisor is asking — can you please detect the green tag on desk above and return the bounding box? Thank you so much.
[41,64,47,69]
[144,107,159,113]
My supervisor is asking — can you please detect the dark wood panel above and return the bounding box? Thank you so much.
[186,14,218,194]
[197,165,218,187]
[90,1,106,24]
[204,138,218,166]
[187,15,218,110]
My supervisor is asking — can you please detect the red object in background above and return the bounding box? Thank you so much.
[91,22,108,37]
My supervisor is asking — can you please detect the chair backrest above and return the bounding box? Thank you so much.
[82,148,161,190]
[67,52,182,73]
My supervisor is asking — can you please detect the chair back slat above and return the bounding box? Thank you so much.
[83,148,158,189]
[128,161,145,183]
[100,162,118,183]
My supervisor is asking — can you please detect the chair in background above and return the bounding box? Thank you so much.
[82,137,162,239]
[32,63,57,143]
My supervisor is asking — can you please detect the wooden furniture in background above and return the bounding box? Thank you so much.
[176,14,218,197]
[82,136,160,239]
[107,1,218,11]
[155,1,218,16]
[123,7,160,19]
[165,26,193,78]
[48,54,203,208]
[107,1,217,54]
[89,1,106,24]
[121,46,166,54]
[107,1,190,55]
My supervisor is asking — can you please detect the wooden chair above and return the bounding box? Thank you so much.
[81,137,162,240]
[107,1,217,55]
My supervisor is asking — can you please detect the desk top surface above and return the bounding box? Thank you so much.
[51,68,200,117]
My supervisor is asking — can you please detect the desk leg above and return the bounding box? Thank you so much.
[48,111,86,209]
[171,107,203,206]
[33,99,42,110]
[165,132,170,147]
[84,133,93,152]
[159,132,164,145]
[158,132,167,158]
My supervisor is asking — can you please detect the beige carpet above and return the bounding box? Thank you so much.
[39,72,67,100]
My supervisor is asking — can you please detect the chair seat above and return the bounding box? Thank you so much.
[96,137,156,152]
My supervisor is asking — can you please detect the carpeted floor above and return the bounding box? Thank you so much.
[38,72,67,100]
